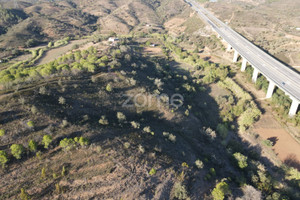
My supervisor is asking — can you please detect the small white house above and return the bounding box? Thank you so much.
[108,37,119,42]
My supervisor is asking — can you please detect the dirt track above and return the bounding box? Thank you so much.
[36,39,88,65]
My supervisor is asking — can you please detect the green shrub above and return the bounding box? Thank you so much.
[117,112,126,123]
[262,139,273,147]
[28,140,38,152]
[173,182,188,200]
[211,181,231,200]
[58,96,66,105]
[27,121,34,128]
[48,42,53,48]
[31,106,38,114]
[131,121,140,129]
[285,167,300,180]
[210,168,216,176]
[143,126,151,133]
[149,168,156,175]
[61,120,68,128]
[195,159,204,169]
[41,167,46,179]
[216,124,228,139]
[163,132,170,137]
[55,183,61,194]
[99,115,109,125]
[123,142,130,149]
[184,109,189,116]
[61,166,66,176]
[220,78,252,100]
[0,129,5,136]
[168,134,176,143]
[19,188,30,200]
[182,162,189,168]
[0,150,8,168]
[10,144,25,159]
[42,135,52,149]
[233,152,248,169]
[238,102,261,131]
[138,145,145,154]
[59,138,75,151]
[36,151,42,160]
[204,173,211,181]
[106,83,112,92]
[78,137,89,146]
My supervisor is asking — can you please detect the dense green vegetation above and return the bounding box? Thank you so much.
[244,66,300,125]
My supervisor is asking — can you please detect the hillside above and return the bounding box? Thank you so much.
[0,0,189,49]
[0,0,300,199]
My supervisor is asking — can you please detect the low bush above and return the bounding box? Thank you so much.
[27,121,34,128]
[0,129,5,136]
[117,112,126,123]
[0,150,8,168]
[168,134,176,143]
[59,138,75,151]
[238,105,261,131]
[233,152,248,169]
[211,181,231,200]
[172,182,188,200]
[216,124,228,139]
[28,140,38,152]
[10,144,25,159]
[19,188,30,200]
[195,159,204,169]
[42,135,52,149]
[131,121,140,129]
[99,115,109,125]
[106,83,112,92]
[149,168,156,175]
[74,136,89,147]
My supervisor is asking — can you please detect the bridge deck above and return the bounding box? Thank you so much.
[187,0,300,102]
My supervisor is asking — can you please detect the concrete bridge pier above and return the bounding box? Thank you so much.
[241,58,247,71]
[266,81,276,99]
[227,44,232,51]
[252,68,259,83]
[289,98,300,117]
[233,50,239,62]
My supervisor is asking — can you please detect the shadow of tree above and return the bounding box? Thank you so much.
[284,154,300,171]
[267,136,278,146]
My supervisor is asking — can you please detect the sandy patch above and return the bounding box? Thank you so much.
[143,47,163,55]
[254,113,300,169]
[164,18,186,34]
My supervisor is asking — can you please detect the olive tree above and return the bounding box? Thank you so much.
[10,144,25,159]
[42,135,52,149]
[0,150,8,168]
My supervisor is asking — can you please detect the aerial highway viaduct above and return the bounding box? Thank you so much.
[185,0,300,116]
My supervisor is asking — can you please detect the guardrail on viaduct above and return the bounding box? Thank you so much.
[185,0,300,117]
